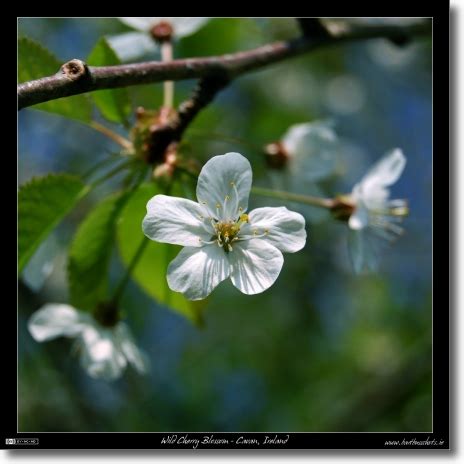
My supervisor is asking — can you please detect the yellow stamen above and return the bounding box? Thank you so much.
[391,206,409,216]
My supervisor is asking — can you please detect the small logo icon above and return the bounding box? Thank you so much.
[5,438,39,445]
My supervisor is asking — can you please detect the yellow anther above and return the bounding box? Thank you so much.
[240,213,249,223]
[264,229,269,235]
[230,181,235,186]
[238,206,243,212]
[216,203,221,209]
[253,229,258,236]
[225,195,230,201]
[391,206,409,216]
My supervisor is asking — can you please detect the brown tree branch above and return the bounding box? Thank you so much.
[145,76,229,164]
[18,21,431,110]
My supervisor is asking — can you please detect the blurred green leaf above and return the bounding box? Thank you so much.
[18,174,88,273]
[117,182,204,325]
[18,37,92,122]
[87,38,131,125]
[68,193,129,312]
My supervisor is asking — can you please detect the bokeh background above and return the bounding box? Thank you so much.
[18,18,432,432]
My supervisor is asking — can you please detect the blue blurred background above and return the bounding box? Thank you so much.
[18,18,432,432]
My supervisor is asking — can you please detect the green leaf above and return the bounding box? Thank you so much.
[87,38,131,125]
[18,37,92,122]
[116,182,204,325]
[18,174,89,273]
[68,193,129,312]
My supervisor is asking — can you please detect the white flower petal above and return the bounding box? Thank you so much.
[283,121,338,181]
[118,17,159,31]
[229,239,284,295]
[246,207,307,253]
[196,152,252,221]
[143,194,212,247]
[355,149,406,205]
[348,203,369,230]
[106,32,158,61]
[115,324,150,374]
[348,229,366,274]
[348,229,380,274]
[28,304,89,342]
[118,17,209,38]
[167,245,230,300]
[79,325,126,381]
[170,17,210,37]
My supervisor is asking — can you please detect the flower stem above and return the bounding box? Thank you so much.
[108,166,150,304]
[111,237,149,304]
[161,40,174,109]
[82,154,123,181]
[251,186,335,209]
[90,159,136,188]
[90,121,133,151]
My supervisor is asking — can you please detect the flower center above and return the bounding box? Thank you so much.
[330,195,356,222]
[264,141,290,170]
[150,21,174,42]
[93,301,120,328]
[386,202,409,217]
[212,214,248,253]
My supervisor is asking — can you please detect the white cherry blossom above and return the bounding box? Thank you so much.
[343,148,408,273]
[265,121,340,223]
[280,121,340,182]
[108,17,210,61]
[28,304,149,381]
[265,121,339,182]
[143,152,307,300]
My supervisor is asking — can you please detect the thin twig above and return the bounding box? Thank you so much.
[90,121,133,150]
[161,41,174,109]
[251,186,335,209]
[145,76,229,164]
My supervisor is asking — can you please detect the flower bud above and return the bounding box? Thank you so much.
[330,195,356,222]
[93,301,120,328]
[264,141,289,169]
[150,21,174,42]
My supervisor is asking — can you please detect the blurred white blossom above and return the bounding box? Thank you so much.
[28,304,149,381]
[265,121,341,222]
[335,148,408,273]
[108,17,210,61]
